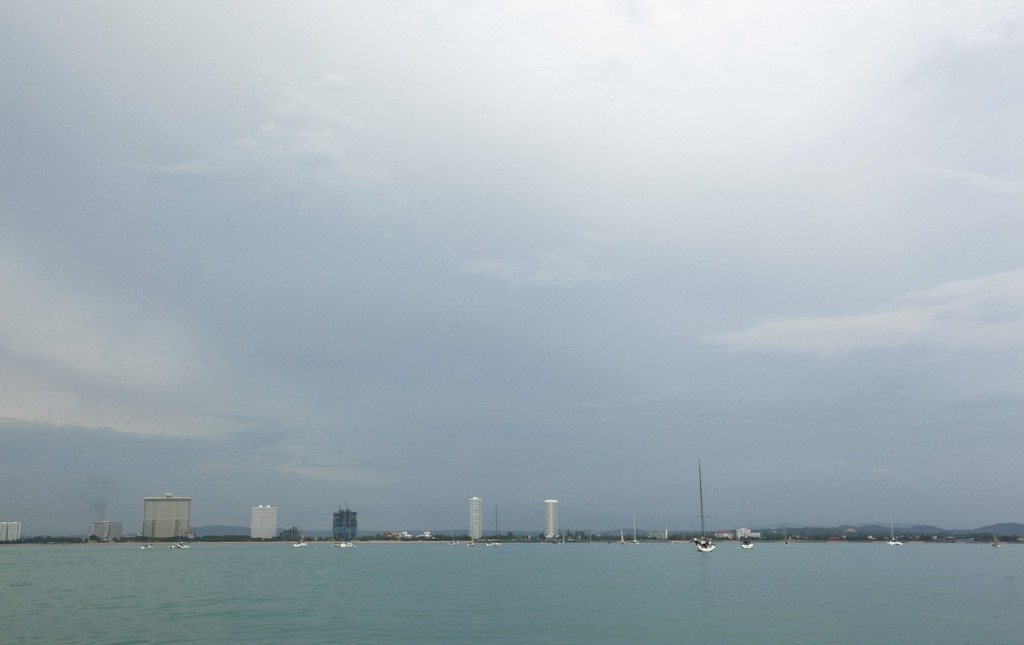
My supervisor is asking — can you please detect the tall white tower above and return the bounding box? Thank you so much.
[250,505,278,539]
[544,499,559,539]
[468,497,483,540]
[0,521,21,542]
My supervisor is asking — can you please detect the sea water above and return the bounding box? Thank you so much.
[2,541,1022,644]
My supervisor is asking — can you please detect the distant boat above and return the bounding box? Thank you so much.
[449,532,460,546]
[887,517,902,546]
[620,529,625,545]
[740,493,753,549]
[169,542,190,549]
[486,505,502,547]
[140,544,153,549]
[783,531,792,546]
[992,533,1002,548]
[631,513,640,545]
[332,541,355,548]
[695,461,715,553]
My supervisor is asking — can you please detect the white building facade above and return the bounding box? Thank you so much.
[250,505,278,539]
[544,499,559,539]
[88,521,123,540]
[468,497,483,540]
[0,521,21,542]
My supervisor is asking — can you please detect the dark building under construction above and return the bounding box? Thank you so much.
[332,504,357,541]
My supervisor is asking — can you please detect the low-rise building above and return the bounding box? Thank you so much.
[88,521,123,540]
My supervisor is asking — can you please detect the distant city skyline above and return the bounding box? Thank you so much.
[119,494,1024,537]
[5,509,1024,540]
[7,484,1024,538]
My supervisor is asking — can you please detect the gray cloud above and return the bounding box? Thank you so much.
[708,269,1024,358]
[2,1,1022,535]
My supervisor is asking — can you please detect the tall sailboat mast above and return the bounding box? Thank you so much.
[740,491,754,548]
[698,460,706,538]
[486,504,502,546]
[695,460,716,552]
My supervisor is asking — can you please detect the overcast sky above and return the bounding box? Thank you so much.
[2,1,1022,536]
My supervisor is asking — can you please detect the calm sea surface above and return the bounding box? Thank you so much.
[2,541,1022,644]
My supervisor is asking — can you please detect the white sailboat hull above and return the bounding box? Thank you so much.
[694,461,714,553]
[888,517,901,546]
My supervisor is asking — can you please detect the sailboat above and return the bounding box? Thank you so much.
[991,533,1002,548]
[619,529,625,545]
[740,493,753,549]
[486,505,502,547]
[631,513,640,545]
[887,517,902,546]
[695,461,715,552]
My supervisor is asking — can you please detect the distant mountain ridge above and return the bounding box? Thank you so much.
[861,522,1024,535]
[767,522,1024,537]
[973,522,1024,535]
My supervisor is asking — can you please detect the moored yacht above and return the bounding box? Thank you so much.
[694,461,715,553]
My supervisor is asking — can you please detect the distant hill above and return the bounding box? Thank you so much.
[974,522,1024,535]
[850,524,947,535]
[903,525,946,534]
[758,523,1021,537]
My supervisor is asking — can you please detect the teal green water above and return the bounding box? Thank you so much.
[2,542,1022,643]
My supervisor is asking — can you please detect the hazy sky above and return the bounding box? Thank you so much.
[2,1,1022,536]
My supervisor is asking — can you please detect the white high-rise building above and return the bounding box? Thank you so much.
[468,497,483,540]
[250,505,278,539]
[544,499,559,539]
[88,521,123,540]
[0,521,21,542]
[142,493,191,539]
